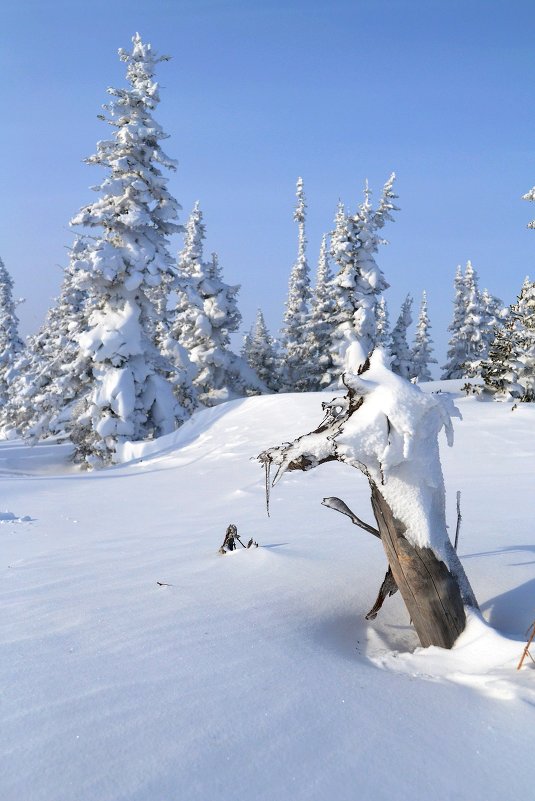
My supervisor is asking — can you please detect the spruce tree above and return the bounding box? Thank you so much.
[63,34,194,466]
[172,204,265,405]
[460,260,485,376]
[330,176,396,378]
[375,296,390,347]
[304,234,337,389]
[2,262,89,440]
[242,309,279,392]
[0,258,24,408]
[280,178,312,391]
[514,279,535,400]
[442,265,468,379]
[481,277,535,400]
[410,291,436,382]
[389,294,413,379]
[479,288,507,362]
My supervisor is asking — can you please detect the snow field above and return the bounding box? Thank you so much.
[0,388,534,801]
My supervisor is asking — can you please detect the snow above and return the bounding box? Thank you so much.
[0,383,534,800]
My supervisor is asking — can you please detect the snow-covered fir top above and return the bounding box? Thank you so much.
[0,258,24,406]
[173,204,266,404]
[57,33,192,466]
[373,172,399,232]
[283,176,310,326]
[329,175,396,375]
[70,33,182,293]
[411,290,436,382]
[442,261,483,379]
[242,309,279,392]
[179,201,205,271]
[480,275,535,400]
[375,296,390,347]
[280,177,312,391]
[0,258,23,362]
[389,294,413,379]
[303,233,338,389]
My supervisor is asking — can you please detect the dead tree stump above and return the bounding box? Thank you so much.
[370,482,466,648]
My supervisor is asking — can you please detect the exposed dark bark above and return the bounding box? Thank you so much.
[321,495,399,618]
[370,482,466,648]
[365,567,398,620]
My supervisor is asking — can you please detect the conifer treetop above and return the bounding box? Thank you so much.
[329,176,395,375]
[71,33,182,292]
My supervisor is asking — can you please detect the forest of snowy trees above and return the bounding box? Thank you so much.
[1,33,534,468]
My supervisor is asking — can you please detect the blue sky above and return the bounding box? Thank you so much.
[2,0,535,366]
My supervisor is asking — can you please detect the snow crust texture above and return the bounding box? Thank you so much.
[0,384,534,801]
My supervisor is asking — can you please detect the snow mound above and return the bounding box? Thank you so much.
[370,610,535,701]
[0,510,32,523]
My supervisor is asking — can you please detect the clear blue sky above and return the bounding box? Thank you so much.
[2,0,535,367]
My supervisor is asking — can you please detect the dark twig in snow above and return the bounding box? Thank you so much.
[219,524,258,554]
[454,490,462,551]
[517,620,535,670]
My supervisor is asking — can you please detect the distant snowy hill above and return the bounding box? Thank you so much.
[1,383,534,801]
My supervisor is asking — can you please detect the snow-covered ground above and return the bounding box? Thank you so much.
[1,384,534,801]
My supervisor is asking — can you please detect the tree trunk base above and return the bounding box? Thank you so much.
[370,482,466,649]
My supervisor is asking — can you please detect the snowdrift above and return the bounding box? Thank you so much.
[0,384,534,801]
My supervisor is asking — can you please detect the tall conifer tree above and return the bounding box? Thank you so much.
[280,178,312,391]
[63,34,194,466]
[242,309,279,392]
[389,294,413,379]
[329,175,397,379]
[172,204,265,404]
[0,258,24,407]
[411,291,436,381]
[304,234,337,389]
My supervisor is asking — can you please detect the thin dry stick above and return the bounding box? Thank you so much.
[454,490,462,551]
[517,620,535,670]
[265,459,271,518]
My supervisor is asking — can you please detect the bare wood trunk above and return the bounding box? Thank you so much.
[370,482,466,649]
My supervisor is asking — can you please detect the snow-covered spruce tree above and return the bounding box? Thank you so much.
[410,291,436,382]
[373,172,399,233]
[375,296,390,347]
[63,34,194,467]
[0,258,24,407]
[1,261,90,440]
[303,234,337,389]
[259,348,478,649]
[512,278,535,400]
[242,309,280,392]
[389,294,413,379]
[279,177,312,391]
[172,204,266,405]
[481,277,535,401]
[442,265,468,379]
[330,176,397,379]
[460,260,486,376]
[479,288,507,363]
[479,315,518,399]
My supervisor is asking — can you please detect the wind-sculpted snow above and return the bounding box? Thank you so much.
[0,385,534,801]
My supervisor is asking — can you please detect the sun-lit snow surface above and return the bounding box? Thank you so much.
[1,384,534,801]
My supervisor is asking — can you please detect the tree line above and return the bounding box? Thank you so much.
[0,33,533,468]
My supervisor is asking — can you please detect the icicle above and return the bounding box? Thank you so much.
[265,457,271,517]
